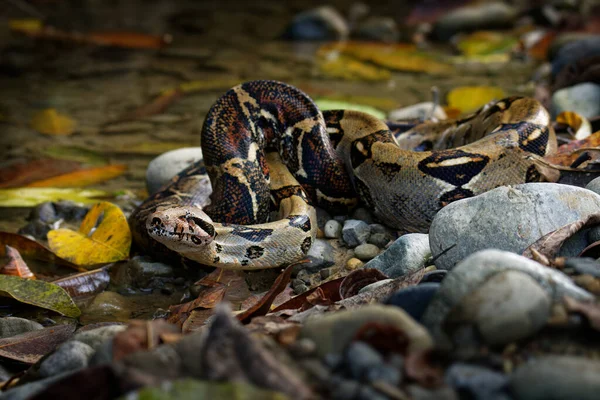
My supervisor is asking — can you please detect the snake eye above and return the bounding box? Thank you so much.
[191,235,204,245]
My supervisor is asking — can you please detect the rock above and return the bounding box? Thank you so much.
[1,371,75,400]
[363,233,430,278]
[342,219,371,248]
[354,243,379,261]
[552,83,600,119]
[38,340,95,378]
[300,304,433,357]
[0,317,43,338]
[550,36,600,78]
[445,363,509,400]
[358,279,394,294]
[385,283,440,321]
[351,207,375,225]
[430,183,600,270]
[114,256,177,289]
[389,102,447,121]
[281,6,349,41]
[316,207,332,230]
[406,385,459,400]
[330,378,361,400]
[346,257,364,271]
[356,386,390,400]
[585,176,600,195]
[432,2,517,40]
[305,238,336,271]
[510,355,600,400]
[146,147,203,195]
[79,292,131,324]
[72,325,127,353]
[367,231,393,248]
[18,201,89,240]
[449,271,551,346]
[563,257,600,278]
[354,16,399,43]
[324,219,342,239]
[421,270,447,283]
[293,282,309,294]
[345,341,384,380]
[421,250,593,347]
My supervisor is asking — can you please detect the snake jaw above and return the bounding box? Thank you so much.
[146,207,215,248]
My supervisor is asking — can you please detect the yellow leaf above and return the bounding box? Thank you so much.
[30,109,76,136]
[556,111,592,140]
[47,202,131,266]
[447,86,505,113]
[26,165,127,188]
[0,188,108,207]
[456,31,517,57]
[319,55,390,81]
[9,19,43,33]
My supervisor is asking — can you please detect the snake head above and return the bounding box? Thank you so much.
[146,207,216,247]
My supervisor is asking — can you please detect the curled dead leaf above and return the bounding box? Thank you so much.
[1,245,35,279]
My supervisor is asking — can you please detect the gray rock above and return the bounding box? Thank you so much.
[282,6,349,41]
[38,340,94,378]
[305,238,336,270]
[354,16,399,42]
[300,304,433,357]
[363,233,430,278]
[510,355,600,400]
[316,207,332,230]
[585,175,600,195]
[552,83,600,119]
[113,256,177,289]
[146,147,203,195]
[330,378,361,400]
[449,271,551,346]
[421,250,593,348]
[354,243,379,261]
[433,2,517,40]
[406,385,459,400]
[564,258,600,277]
[367,232,392,248]
[445,363,509,400]
[345,341,383,380]
[430,183,600,270]
[342,219,371,247]
[324,219,342,239]
[0,317,43,338]
[358,279,394,294]
[351,207,375,225]
[0,371,75,400]
[72,325,127,351]
[356,386,390,400]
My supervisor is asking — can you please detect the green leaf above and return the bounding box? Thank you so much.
[0,188,108,207]
[0,275,81,317]
[124,379,290,400]
[42,145,108,165]
[315,99,386,120]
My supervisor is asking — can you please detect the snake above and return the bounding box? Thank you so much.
[129,80,557,270]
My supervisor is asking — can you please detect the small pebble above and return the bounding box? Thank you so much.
[367,232,391,248]
[342,219,371,248]
[294,283,309,294]
[346,258,364,271]
[324,220,343,239]
[354,243,380,261]
[351,207,375,224]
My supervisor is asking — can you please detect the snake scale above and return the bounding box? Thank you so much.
[129,80,557,270]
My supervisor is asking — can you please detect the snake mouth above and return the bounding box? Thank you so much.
[146,209,215,247]
[147,224,213,246]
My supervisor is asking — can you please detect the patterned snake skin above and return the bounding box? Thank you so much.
[129,80,557,270]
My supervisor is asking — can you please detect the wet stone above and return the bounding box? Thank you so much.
[445,363,510,400]
[282,5,349,41]
[38,340,95,378]
[79,292,131,324]
[125,256,177,289]
[345,341,384,381]
[324,219,343,239]
[385,283,440,322]
[363,233,430,278]
[72,325,127,351]
[367,232,392,248]
[351,207,375,225]
[0,317,43,338]
[342,219,371,248]
[552,82,600,119]
[354,243,379,261]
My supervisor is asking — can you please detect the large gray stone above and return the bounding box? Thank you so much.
[421,250,592,347]
[552,82,600,119]
[510,356,600,400]
[282,6,349,41]
[0,317,43,339]
[146,147,203,194]
[38,340,95,378]
[430,183,600,270]
[363,233,430,278]
[432,2,517,40]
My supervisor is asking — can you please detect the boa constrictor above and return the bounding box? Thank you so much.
[129,80,557,270]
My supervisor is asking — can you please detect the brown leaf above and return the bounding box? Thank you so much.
[579,241,600,258]
[339,268,388,299]
[112,320,181,362]
[0,324,75,364]
[522,213,600,260]
[404,350,445,388]
[544,130,600,167]
[52,268,110,298]
[353,322,410,355]
[237,261,303,324]
[2,245,36,279]
[181,309,215,334]
[245,315,302,346]
[115,89,182,122]
[563,296,600,331]
[200,304,312,399]
[196,269,252,308]
[270,276,345,313]
[168,285,226,327]
[337,268,425,310]
[0,232,82,271]
[26,164,127,188]
[0,158,81,189]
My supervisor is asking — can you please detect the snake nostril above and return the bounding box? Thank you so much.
[150,217,162,226]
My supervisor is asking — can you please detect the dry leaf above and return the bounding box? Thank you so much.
[523,213,600,260]
[115,89,182,122]
[0,232,81,270]
[47,202,131,266]
[447,86,505,113]
[556,111,592,140]
[168,285,226,328]
[0,324,75,364]
[26,164,127,188]
[339,268,389,299]
[1,245,35,279]
[271,277,345,313]
[30,109,76,136]
[0,188,109,207]
[52,267,110,298]
[563,296,600,331]
[112,320,181,361]
[0,158,82,189]
[545,130,600,167]
[87,31,171,49]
